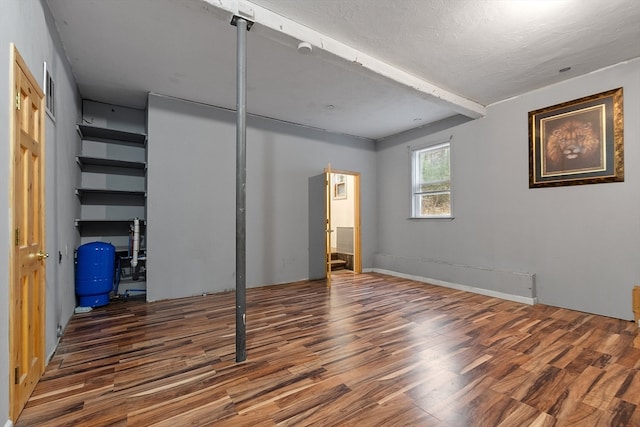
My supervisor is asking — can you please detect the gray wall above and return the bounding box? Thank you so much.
[375,58,640,320]
[0,0,80,422]
[147,94,377,300]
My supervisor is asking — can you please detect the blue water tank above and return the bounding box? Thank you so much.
[75,242,116,307]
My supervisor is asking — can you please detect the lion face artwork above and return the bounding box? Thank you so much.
[544,119,603,173]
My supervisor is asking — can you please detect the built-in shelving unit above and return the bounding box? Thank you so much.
[75,114,148,295]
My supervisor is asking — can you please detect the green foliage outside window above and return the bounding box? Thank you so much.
[413,143,451,217]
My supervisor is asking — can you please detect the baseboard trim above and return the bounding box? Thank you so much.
[372,268,538,305]
[47,340,59,364]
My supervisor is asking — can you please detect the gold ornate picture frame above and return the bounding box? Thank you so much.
[529,87,623,188]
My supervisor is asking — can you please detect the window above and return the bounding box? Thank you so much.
[43,62,55,119]
[411,142,451,218]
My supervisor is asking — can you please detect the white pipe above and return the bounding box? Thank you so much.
[131,218,140,268]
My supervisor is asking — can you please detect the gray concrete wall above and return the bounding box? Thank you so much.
[0,0,81,423]
[375,58,640,320]
[147,94,377,300]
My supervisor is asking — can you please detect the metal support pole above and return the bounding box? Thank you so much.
[233,15,248,363]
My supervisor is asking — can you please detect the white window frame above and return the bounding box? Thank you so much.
[43,61,55,121]
[410,141,453,219]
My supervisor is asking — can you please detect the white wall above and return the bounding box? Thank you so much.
[0,0,80,422]
[147,94,377,300]
[376,58,640,320]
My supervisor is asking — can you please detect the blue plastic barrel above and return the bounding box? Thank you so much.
[75,242,115,307]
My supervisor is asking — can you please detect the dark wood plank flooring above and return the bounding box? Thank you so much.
[17,272,640,426]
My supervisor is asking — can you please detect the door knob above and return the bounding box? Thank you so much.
[37,251,49,260]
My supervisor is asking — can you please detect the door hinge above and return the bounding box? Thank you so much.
[14,367,19,384]
[15,94,21,110]
[15,228,20,246]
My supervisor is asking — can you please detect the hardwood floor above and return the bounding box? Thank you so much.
[17,272,640,426]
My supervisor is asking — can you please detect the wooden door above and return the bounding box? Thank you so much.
[324,166,332,287]
[10,45,47,421]
[308,173,327,281]
[352,172,362,273]
[307,166,332,287]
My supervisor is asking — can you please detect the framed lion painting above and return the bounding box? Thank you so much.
[529,87,623,188]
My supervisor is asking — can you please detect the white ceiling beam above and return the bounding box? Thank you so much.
[204,0,486,119]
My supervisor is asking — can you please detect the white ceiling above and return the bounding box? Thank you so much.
[46,0,640,140]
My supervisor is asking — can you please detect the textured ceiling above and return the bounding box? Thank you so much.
[46,0,640,140]
[250,0,640,105]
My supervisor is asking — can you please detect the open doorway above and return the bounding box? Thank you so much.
[308,168,361,285]
[329,171,360,274]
